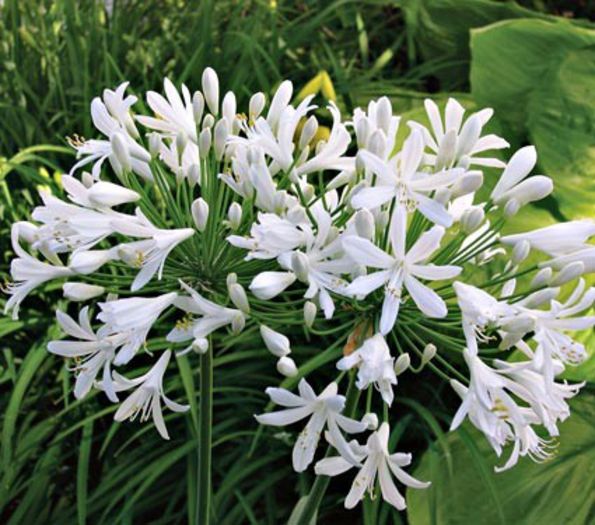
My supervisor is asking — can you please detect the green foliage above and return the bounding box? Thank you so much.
[407,392,595,525]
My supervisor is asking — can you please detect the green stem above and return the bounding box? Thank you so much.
[197,347,213,525]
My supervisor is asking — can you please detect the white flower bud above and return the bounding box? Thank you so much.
[376,97,392,134]
[304,301,317,327]
[227,202,242,230]
[62,282,105,301]
[260,325,291,357]
[188,164,201,186]
[192,91,205,124]
[512,240,531,265]
[226,273,238,287]
[110,132,131,172]
[214,118,229,160]
[355,117,370,148]
[531,267,553,289]
[199,128,212,159]
[81,171,94,188]
[148,132,162,157]
[451,171,483,198]
[201,67,219,116]
[70,249,114,274]
[394,353,411,375]
[421,344,437,366]
[291,251,310,282]
[551,261,584,286]
[249,92,266,121]
[504,198,520,217]
[299,116,318,150]
[355,151,366,174]
[368,129,386,157]
[202,114,215,129]
[191,197,209,232]
[522,288,559,308]
[176,131,188,156]
[461,207,484,233]
[231,312,245,334]
[355,209,375,240]
[222,92,236,127]
[327,170,354,191]
[192,338,209,354]
[434,187,451,205]
[361,412,379,431]
[87,181,140,208]
[302,183,315,202]
[250,271,296,300]
[276,356,298,377]
[229,283,250,314]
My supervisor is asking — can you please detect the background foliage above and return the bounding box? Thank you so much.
[0,1,594,523]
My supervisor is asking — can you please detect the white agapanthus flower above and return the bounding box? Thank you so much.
[5,68,593,517]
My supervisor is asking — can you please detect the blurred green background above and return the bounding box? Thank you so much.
[0,1,594,524]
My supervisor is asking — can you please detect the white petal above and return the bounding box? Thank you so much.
[406,225,445,263]
[265,386,307,407]
[343,236,394,269]
[315,456,354,476]
[292,410,326,472]
[410,264,461,281]
[254,405,312,427]
[404,275,447,318]
[347,270,390,297]
[378,460,406,510]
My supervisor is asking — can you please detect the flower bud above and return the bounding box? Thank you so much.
[176,131,188,157]
[260,325,291,357]
[62,282,105,301]
[304,301,317,328]
[249,92,266,121]
[355,209,375,240]
[199,128,212,159]
[434,187,451,205]
[451,171,483,198]
[229,283,250,314]
[361,412,379,431]
[222,92,236,127]
[421,344,437,367]
[188,163,201,186]
[504,198,520,217]
[394,353,411,375]
[368,129,386,157]
[110,132,131,172]
[299,116,318,150]
[148,132,162,157]
[461,207,484,233]
[512,240,531,265]
[214,118,229,160]
[227,202,242,230]
[531,267,553,289]
[202,114,215,129]
[70,249,114,274]
[249,271,296,300]
[191,197,209,232]
[201,67,219,116]
[226,272,238,287]
[192,338,209,354]
[231,312,245,334]
[376,97,392,134]
[355,151,367,173]
[291,251,310,282]
[551,261,584,286]
[87,181,140,208]
[302,183,315,202]
[276,356,298,377]
[522,288,559,308]
[355,117,370,148]
[192,91,205,124]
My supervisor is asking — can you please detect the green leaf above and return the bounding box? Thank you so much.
[406,394,595,524]
[471,18,595,219]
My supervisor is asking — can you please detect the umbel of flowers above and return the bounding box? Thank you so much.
[5,68,594,515]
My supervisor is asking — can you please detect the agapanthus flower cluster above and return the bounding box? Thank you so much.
[5,68,594,512]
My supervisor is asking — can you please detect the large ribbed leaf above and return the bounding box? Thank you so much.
[406,393,595,524]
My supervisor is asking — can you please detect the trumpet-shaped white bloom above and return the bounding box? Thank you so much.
[344,206,461,334]
[412,98,508,170]
[315,422,430,510]
[167,281,245,353]
[337,334,397,405]
[255,378,367,472]
[5,225,74,319]
[353,129,461,226]
[97,292,178,365]
[112,350,189,439]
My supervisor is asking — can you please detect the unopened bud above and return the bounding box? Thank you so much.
[188,163,201,186]
[291,251,310,282]
[551,261,584,286]
[249,92,266,121]
[231,312,245,334]
[299,116,318,150]
[214,118,229,160]
[191,197,209,232]
[304,301,317,327]
[276,356,298,377]
[355,209,375,239]
[199,128,212,159]
[361,412,379,430]
[368,129,387,157]
[176,132,188,156]
[421,344,437,366]
[260,325,291,357]
[229,283,250,314]
[148,132,162,157]
[201,67,219,116]
[227,202,242,230]
[512,240,531,265]
[62,282,105,301]
[192,91,205,124]
[394,353,411,375]
[530,267,552,289]
[222,92,236,127]
[504,198,520,217]
[461,207,484,233]
[226,272,238,287]
[110,132,131,172]
[202,114,215,129]
[192,338,209,354]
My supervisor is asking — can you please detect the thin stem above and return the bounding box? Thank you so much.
[196,346,213,525]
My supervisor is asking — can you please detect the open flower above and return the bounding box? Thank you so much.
[315,422,430,510]
[255,378,367,472]
[344,205,461,334]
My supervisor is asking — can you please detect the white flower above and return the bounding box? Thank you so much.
[112,209,194,291]
[337,334,397,405]
[136,78,198,143]
[62,282,105,301]
[167,281,245,353]
[113,350,189,440]
[5,224,74,319]
[412,98,508,169]
[315,422,430,510]
[260,325,291,357]
[352,96,400,160]
[344,205,461,334]
[490,146,553,210]
[249,271,297,299]
[353,129,461,226]
[97,292,178,365]
[48,307,119,401]
[255,378,367,472]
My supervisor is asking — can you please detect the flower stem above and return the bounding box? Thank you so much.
[196,347,213,525]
